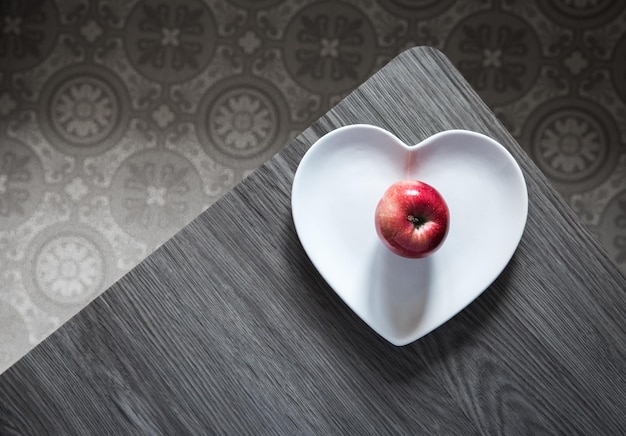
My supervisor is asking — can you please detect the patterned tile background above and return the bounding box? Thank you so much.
[1,0,625,373]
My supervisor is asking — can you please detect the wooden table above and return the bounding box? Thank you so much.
[2,47,625,435]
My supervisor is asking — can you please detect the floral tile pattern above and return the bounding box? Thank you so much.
[0,0,625,373]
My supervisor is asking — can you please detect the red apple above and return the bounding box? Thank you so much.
[374,180,450,258]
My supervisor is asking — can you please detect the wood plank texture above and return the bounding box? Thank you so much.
[1,47,625,435]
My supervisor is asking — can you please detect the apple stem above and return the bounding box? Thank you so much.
[407,214,424,228]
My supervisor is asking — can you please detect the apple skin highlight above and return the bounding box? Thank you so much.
[374,180,450,259]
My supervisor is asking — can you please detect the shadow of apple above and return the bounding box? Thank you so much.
[367,245,432,344]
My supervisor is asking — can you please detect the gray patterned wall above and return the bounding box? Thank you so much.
[1,0,625,372]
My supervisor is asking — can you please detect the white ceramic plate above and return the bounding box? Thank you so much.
[291,125,528,346]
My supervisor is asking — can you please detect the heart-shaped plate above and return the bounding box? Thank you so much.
[291,125,528,345]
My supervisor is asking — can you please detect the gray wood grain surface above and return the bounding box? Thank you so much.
[1,47,625,435]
